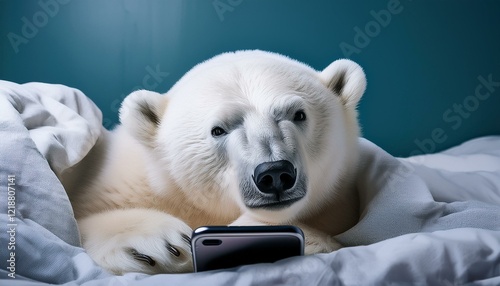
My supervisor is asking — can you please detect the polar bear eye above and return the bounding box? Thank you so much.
[211,126,227,137]
[293,110,307,122]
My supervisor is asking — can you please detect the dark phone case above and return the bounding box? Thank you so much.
[192,225,304,272]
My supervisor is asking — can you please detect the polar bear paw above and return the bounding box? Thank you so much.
[299,225,343,255]
[78,208,193,274]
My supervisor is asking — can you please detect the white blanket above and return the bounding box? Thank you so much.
[1,81,499,285]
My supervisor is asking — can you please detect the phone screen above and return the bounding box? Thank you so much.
[192,226,304,272]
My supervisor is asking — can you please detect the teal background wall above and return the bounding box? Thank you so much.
[1,0,499,157]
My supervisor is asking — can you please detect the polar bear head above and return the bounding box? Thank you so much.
[120,50,366,224]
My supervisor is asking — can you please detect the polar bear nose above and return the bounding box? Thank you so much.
[253,160,297,195]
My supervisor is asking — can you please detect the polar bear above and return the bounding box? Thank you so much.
[62,50,366,275]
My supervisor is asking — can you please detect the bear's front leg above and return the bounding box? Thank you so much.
[296,224,343,255]
[78,208,193,274]
[230,213,342,255]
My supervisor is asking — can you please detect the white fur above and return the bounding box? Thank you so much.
[78,208,192,274]
[62,50,366,274]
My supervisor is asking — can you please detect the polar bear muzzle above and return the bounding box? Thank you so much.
[253,160,296,195]
[241,160,307,210]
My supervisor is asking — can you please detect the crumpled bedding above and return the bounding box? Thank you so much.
[1,81,499,285]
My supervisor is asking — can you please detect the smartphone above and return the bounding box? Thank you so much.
[191,225,304,272]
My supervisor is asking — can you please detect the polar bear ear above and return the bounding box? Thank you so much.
[119,90,166,148]
[319,59,367,108]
